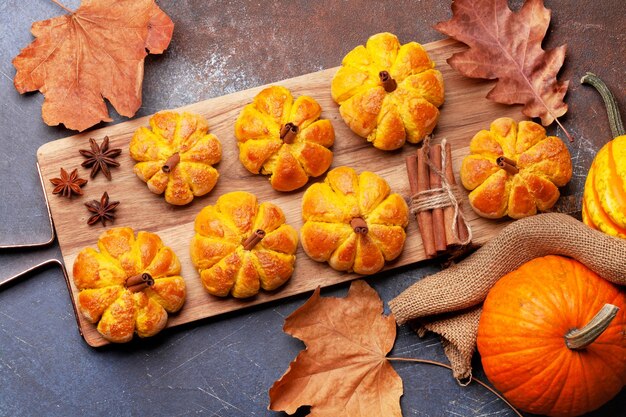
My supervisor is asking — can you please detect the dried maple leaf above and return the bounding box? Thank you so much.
[435,0,570,138]
[13,0,174,132]
[269,280,403,417]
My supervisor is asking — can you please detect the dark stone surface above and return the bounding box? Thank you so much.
[1,0,625,416]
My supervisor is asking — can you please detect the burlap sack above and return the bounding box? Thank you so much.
[389,213,626,381]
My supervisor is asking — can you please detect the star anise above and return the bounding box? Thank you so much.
[79,136,122,180]
[85,192,120,226]
[50,168,88,198]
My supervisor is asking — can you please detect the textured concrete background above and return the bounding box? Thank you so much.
[1,0,625,416]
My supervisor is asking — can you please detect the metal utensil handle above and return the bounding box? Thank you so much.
[1,258,67,288]
[0,162,64,289]
[0,162,55,249]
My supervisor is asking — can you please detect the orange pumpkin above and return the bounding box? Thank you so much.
[581,73,626,237]
[477,255,626,417]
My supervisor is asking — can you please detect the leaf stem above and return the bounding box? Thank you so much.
[387,357,522,417]
[554,117,574,143]
[50,0,74,14]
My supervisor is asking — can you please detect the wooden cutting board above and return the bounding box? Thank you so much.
[37,38,519,347]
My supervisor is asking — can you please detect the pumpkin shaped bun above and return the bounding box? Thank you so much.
[478,255,626,417]
[190,191,298,298]
[73,227,186,343]
[130,111,222,205]
[460,118,572,219]
[331,32,444,151]
[234,86,335,192]
[300,166,409,275]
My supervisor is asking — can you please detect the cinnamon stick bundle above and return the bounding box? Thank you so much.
[406,141,471,258]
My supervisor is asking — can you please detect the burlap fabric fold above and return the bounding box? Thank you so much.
[389,213,626,381]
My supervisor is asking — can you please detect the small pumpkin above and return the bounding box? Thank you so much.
[331,32,444,151]
[129,111,222,205]
[477,255,626,417]
[460,117,572,219]
[234,86,335,192]
[581,73,626,238]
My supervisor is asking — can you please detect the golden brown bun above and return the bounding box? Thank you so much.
[235,86,335,192]
[331,32,444,151]
[130,111,222,205]
[460,118,572,219]
[190,191,298,298]
[73,227,186,343]
[300,167,408,275]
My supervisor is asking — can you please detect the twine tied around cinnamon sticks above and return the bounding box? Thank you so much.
[406,138,472,257]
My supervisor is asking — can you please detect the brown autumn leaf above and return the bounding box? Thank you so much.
[13,0,174,132]
[435,0,570,134]
[269,280,403,417]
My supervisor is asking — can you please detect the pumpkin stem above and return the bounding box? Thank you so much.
[125,272,154,293]
[280,123,298,144]
[162,152,180,173]
[242,229,265,250]
[581,73,625,138]
[496,156,519,175]
[565,303,620,350]
[379,71,397,93]
[350,217,369,235]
